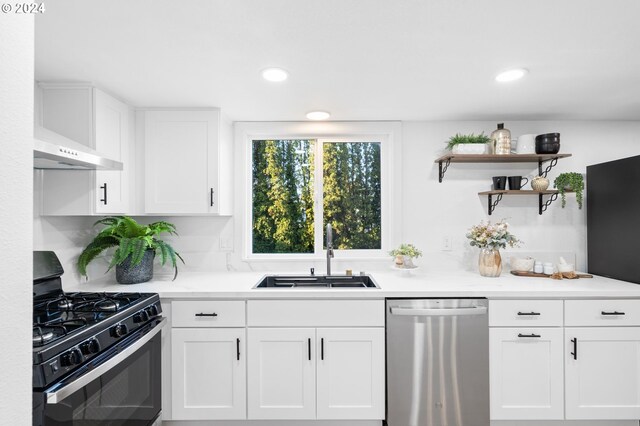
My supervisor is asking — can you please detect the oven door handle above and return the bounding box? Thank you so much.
[45,317,166,404]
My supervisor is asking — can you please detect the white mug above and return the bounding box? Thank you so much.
[516,134,537,154]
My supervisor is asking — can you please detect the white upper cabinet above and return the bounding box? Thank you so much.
[38,83,131,215]
[141,110,232,215]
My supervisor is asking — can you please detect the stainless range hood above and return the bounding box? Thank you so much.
[33,126,123,170]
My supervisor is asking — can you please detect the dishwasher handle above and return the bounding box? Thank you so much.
[390,306,488,317]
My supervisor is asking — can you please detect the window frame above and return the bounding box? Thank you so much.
[236,122,400,261]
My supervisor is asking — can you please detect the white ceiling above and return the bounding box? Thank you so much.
[35,0,640,121]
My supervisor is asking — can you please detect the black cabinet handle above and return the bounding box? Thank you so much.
[517,311,541,316]
[194,312,218,317]
[99,183,107,205]
[518,333,541,338]
[210,188,214,207]
[571,338,578,360]
[601,311,625,316]
[308,338,311,361]
[237,338,240,361]
[321,337,324,360]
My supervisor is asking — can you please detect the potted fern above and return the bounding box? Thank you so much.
[78,216,184,284]
[554,172,585,209]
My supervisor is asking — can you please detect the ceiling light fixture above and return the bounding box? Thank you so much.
[262,68,289,82]
[495,68,528,83]
[306,111,331,120]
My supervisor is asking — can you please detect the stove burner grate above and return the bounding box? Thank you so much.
[32,317,89,347]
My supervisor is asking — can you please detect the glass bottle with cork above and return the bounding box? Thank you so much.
[491,123,511,155]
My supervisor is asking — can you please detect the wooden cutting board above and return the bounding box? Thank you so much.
[510,270,593,279]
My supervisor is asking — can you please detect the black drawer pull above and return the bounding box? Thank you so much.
[601,311,625,316]
[194,312,218,317]
[308,338,311,361]
[321,337,324,360]
[517,311,541,316]
[518,333,541,338]
[571,338,578,360]
[237,338,240,361]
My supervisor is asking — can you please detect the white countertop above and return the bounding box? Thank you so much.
[64,269,640,299]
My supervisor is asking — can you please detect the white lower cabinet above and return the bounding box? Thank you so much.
[247,327,385,420]
[490,298,640,423]
[316,328,385,420]
[247,328,316,419]
[565,327,640,420]
[171,328,246,420]
[490,327,564,420]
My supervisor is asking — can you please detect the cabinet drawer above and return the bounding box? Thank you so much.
[565,299,640,326]
[489,300,563,327]
[172,300,245,327]
[247,300,384,327]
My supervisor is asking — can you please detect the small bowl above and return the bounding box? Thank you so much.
[511,257,535,272]
[535,133,561,154]
[557,263,575,273]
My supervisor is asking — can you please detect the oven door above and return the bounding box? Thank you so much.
[37,317,165,426]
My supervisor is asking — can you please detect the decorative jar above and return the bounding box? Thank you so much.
[478,248,502,277]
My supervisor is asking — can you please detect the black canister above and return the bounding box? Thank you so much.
[535,133,560,154]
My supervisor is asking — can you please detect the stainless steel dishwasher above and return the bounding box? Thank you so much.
[386,298,489,426]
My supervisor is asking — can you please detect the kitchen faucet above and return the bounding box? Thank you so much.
[326,223,334,275]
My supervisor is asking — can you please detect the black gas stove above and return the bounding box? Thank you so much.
[33,251,164,426]
[33,289,162,388]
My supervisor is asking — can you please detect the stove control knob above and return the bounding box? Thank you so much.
[146,305,159,317]
[134,310,150,323]
[80,339,101,355]
[61,349,83,367]
[111,323,128,338]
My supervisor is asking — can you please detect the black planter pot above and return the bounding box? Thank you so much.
[116,249,155,284]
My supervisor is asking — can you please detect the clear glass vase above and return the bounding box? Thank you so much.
[478,248,502,277]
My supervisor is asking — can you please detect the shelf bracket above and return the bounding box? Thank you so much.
[538,158,559,178]
[438,158,451,183]
[539,192,559,215]
[487,193,503,216]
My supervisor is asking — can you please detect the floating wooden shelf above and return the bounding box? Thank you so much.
[434,153,572,182]
[477,190,569,216]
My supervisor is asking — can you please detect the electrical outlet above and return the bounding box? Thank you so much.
[442,236,453,251]
[219,237,233,251]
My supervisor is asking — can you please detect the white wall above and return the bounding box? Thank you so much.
[34,120,640,283]
[0,13,34,426]
[402,121,640,272]
[33,207,234,285]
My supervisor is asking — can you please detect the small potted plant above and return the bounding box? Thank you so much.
[445,132,492,154]
[78,216,184,284]
[554,172,584,209]
[389,243,422,268]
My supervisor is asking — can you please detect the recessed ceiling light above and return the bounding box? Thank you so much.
[495,68,528,82]
[262,68,289,82]
[306,111,331,120]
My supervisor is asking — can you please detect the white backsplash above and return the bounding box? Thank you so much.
[34,120,640,285]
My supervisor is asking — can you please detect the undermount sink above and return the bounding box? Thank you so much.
[253,274,380,289]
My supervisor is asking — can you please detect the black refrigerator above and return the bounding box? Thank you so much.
[587,155,640,284]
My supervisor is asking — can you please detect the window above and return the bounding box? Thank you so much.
[250,138,383,256]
